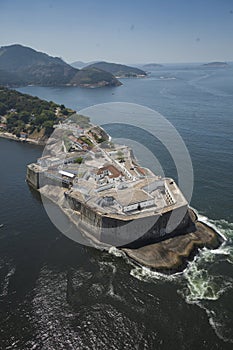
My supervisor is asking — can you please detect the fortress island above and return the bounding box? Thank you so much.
[26,115,222,272]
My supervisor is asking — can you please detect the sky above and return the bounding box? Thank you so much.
[0,0,233,64]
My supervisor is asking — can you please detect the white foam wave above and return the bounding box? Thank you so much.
[109,247,183,283]
[195,304,233,344]
[191,208,230,241]
[208,312,233,344]
[98,260,125,301]
[130,265,182,283]
[0,266,16,297]
[108,246,125,258]
[193,209,233,265]
[176,212,233,342]
[107,209,233,319]
[159,76,176,80]
[107,282,125,302]
[182,256,232,303]
[180,229,233,302]
[99,260,117,275]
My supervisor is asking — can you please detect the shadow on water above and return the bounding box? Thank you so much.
[27,182,42,203]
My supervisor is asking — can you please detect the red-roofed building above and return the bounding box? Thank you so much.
[95,164,122,180]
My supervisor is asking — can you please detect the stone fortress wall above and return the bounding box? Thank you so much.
[27,163,192,248]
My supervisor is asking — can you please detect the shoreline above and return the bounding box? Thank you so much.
[0,131,46,146]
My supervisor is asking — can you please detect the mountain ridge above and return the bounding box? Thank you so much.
[0,44,121,88]
[84,61,147,78]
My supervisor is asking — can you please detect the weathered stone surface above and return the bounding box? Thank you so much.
[122,213,221,271]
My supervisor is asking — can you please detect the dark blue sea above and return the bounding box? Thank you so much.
[0,64,232,349]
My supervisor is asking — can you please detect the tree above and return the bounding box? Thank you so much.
[0,87,75,138]
[0,102,7,115]
[18,111,30,124]
[74,157,83,164]
[117,150,124,162]
[43,120,54,136]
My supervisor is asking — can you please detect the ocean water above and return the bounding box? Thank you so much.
[0,64,232,349]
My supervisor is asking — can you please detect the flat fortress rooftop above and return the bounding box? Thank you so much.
[114,188,154,206]
[69,176,188,220]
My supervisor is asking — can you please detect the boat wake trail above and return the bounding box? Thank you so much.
[0,257,16,298]
[188,73,232,97]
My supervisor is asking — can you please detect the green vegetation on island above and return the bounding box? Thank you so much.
[85,61,147,78]
[70,61,99,69]
[142,63,163,69]
[0,86,75,140]
[0,44,121,88]
[202,62,229,67]
[70,67,122,87]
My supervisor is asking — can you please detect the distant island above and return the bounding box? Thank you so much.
[0,86,75,143]
[70,61,88,69]
[0,44,121,88]
[202,61,229,68]
[70,60,100,69]
[142,63,163,70]
[84,61,147,78]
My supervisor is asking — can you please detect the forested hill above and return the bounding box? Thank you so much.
[0,86,74,140]
[84,61,147,77]
[0,44,121,88]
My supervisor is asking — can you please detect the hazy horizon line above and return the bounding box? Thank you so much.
[1,42,232,67]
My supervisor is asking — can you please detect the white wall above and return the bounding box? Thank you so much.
[123,199,155,212]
